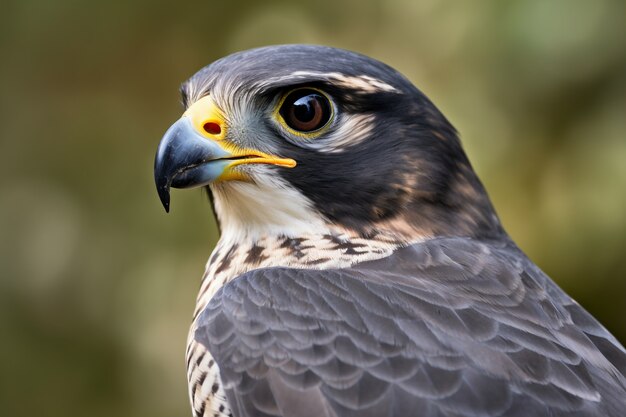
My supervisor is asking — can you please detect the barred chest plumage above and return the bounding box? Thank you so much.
[185,231,408,417]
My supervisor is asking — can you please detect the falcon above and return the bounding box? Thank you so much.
[153,45,626,417]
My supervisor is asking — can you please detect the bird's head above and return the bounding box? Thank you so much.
[155,45,503,242]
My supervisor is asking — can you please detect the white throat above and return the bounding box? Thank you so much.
[209,171,331,243]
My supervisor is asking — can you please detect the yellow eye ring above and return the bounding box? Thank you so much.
[273,87,334,139]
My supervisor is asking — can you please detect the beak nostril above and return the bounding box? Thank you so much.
[203,122,222,135]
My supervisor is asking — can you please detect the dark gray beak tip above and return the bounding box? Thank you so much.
[154,146,172,213]
[157,184,171,213]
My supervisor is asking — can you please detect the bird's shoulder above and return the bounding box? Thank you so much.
[195,237,626,417]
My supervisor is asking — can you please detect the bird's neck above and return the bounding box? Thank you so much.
[207,172,440,245]
[192,228,413,321]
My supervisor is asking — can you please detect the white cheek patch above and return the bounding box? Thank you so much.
[210,168,330,242]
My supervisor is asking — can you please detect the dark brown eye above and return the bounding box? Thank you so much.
[279,89,332,133]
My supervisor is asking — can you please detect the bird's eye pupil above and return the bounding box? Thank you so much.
[293,96,317,123]
[279,89,332,133]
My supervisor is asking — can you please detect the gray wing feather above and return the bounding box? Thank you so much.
[196,237,626,417]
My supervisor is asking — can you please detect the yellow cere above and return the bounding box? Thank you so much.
[184,95,227,141]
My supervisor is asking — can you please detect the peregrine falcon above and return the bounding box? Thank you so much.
[153,45,626,417]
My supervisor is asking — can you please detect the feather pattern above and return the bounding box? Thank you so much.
[186,231,408,416]
[196,237,626,417]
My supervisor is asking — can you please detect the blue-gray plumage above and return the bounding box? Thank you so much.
[197,238,626,416]
[154,45,626,417]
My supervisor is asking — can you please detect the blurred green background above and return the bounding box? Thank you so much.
[1,0,625,416]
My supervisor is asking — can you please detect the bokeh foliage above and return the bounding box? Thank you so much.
[1,1,625,416]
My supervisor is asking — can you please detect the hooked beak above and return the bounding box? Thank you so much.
[154,96,296,212]
[154,117,231,212]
